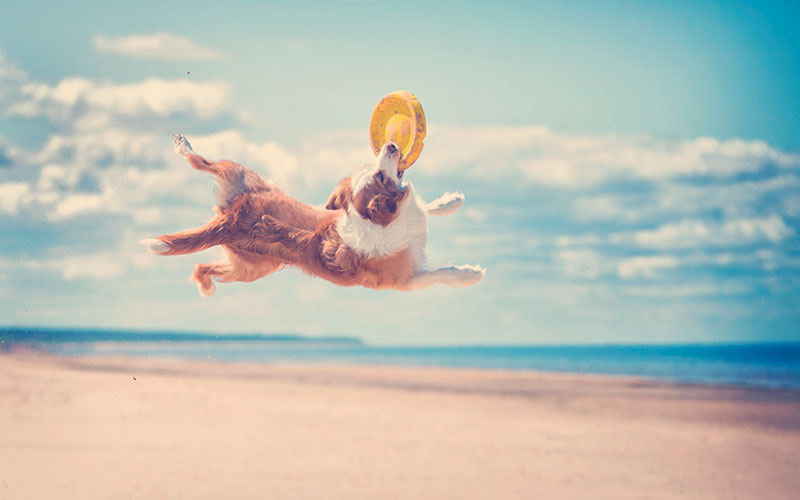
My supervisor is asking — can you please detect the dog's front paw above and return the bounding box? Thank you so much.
[444,191,465,204]
[427,192,465,216]
[141,238,170,255]
[173,134,193,155]
[453,264,485,287]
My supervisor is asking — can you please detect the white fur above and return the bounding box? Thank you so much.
[426,192,464,216]
[337,184,428,266]
[351,142,402,195]
[173,134,194,155]
[197,281,216,297]
[409,265,486,289]
[340,142,428,266]
[141,238,170,254]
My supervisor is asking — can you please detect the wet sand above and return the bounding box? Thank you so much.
[1,352,799,499]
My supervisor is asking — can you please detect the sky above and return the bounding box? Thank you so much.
[0,0,799,345]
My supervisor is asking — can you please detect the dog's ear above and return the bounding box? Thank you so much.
[326,179,353,210]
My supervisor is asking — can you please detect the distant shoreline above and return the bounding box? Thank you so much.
[0,326,364,345]
[6,349,800,400]
[3,335,800,391]
[3,325,800,349]
[3,327,800,391]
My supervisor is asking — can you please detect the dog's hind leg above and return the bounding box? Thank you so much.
[173,133,269,207]
[193,252,284,297]
[142,213,231,256]
[192,261,231,297]
[173,133,225,177]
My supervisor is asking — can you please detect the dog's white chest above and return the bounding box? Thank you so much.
[336,192,427,265]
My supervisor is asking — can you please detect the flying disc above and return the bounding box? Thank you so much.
[369,90,426,170]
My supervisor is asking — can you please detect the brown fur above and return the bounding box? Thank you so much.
[152,152,416,295]
[325,178,352,211]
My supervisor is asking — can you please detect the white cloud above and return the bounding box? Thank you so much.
[573,195,635,222]
[32,130,166,167]
[1,128,303,225]
[453,233,527,247]
[59,254,126,280]
[93,33,224,61]
[290,128,372,188]
[9,77,232,123]
[0,53,271,225]
[0,234,168,281]
[5,253,126,280]
[463,207,488,222]
[659,175,800,219]
[623,282,749,298]
[555,234,604,247]
[294,280,331,303]
[0,182,31,215]
[556,249,608,279]
[0,51,27,115]
[0,51,25,81]
[617,256,679,279]
[422,125,800,187]
[575,175,800,223]
[51,193,109,220]
[188,130,299,187]
[630,216,793,249]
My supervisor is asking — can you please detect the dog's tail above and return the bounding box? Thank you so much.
[185,153,230,179]
[175,134,232,181]
[186,154,271,209]
[142,214,231,256]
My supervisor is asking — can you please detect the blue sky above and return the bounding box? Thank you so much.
[1,1,798,344]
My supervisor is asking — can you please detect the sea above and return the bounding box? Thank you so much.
[3,328,800,390]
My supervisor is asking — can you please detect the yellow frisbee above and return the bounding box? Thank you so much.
[369,90,427,171]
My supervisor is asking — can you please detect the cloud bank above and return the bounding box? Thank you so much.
[93,33,224,61]
[9,78,232,123]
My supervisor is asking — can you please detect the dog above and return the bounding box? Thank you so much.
[142,134,485,296]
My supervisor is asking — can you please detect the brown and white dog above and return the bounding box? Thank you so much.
[142,134,484,296]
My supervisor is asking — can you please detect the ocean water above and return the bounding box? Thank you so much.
[9,330,800,389]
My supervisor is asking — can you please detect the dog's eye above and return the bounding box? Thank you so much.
[376,172,384,183]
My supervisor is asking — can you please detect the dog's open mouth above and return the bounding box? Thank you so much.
[395,171,407,192]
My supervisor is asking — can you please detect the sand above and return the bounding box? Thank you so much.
[1,352,799,499]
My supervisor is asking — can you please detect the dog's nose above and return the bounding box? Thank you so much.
[384,142,398,155]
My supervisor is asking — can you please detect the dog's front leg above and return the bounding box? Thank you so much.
[407,265,485,290]
[425,192,465,216]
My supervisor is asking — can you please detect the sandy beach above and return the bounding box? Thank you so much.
[1,352,799,499]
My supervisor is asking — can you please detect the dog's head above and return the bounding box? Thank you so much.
[326,142,410,226]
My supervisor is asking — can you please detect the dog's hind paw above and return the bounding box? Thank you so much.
[197,280,216,297]
[173,134,193,155]
[141,238,170,255]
